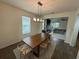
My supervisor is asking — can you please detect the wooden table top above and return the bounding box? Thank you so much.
[23,33,49,48]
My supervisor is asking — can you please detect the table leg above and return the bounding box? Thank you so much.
[33,45,40,57]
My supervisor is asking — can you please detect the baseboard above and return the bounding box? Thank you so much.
[0,39,21,49]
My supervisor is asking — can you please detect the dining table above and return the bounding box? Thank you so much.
[23,33,50,57]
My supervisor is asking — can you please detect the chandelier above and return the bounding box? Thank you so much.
[33,1,44,22]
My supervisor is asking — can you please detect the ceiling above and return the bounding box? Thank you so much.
[0,0,79,15]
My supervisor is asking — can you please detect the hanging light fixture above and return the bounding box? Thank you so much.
[33,1,44,22]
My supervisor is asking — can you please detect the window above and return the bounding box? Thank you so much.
[52,22,60,28]
[22,16,31,34]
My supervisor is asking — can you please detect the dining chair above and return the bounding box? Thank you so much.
[40,39,50,48]
[39,39,50,57]
[17,42,32,59]
[41,30,51,48]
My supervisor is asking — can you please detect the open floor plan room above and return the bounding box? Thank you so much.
[0,0,79,59]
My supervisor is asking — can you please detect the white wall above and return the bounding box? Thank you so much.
[43,11,77,45]
[70,16,79,46]
[0,2,41,49]
[76,50,79,59]
[70,9,79,47]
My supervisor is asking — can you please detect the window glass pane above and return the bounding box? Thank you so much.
[52,22,60,28]
[22,16,31,34]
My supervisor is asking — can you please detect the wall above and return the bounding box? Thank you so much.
[0,2,41,49]
[70,9,79,47]
[43,11,77,45]
[70,16,79,46]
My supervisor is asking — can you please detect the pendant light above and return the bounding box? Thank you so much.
[33,1,44,22]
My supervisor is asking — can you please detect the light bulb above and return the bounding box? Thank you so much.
[37,18,39,21]
[33,18,36,22]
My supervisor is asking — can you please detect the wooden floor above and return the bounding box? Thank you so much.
[51,40,78,59]
[0,37,78,59]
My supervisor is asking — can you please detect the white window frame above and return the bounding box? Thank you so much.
[22,16,31,34]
